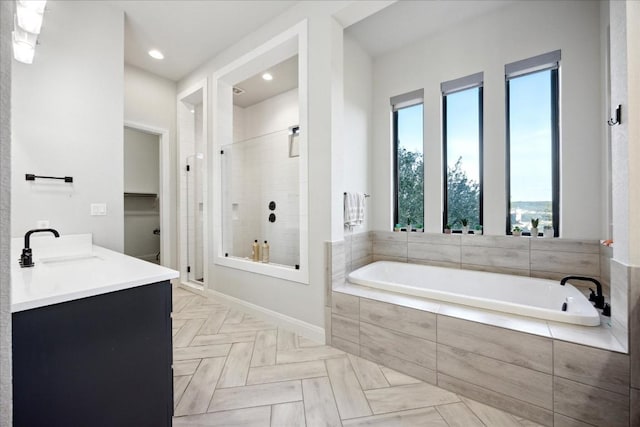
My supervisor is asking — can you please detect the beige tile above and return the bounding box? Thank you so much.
[461,263,530,277]
[461,234,530,250]
[325,306,332,345]
[438,374,553,427]
[218,320,276,334]
[208,380,302,412]
[529,239,599,254]
[631,387,639,427]
[326,357,372,419]
[246,360,326,385]
[530,250,599,276]
[461,246,530,270]
[277,329,298,351]
[271,401,305,427]
[610,260,629,345]
[173,295,196,313]
[553,413,595,427]
[360,321,437,370]
[547,320,626,353]
[174,375,191,408]
[342,407,447,426]
[347,354,389,390]
[174,318,206,347]
[460,396,522,427]
[437,316,552,374]
[298,335,323,347]
[175,357,226,416]
[302,377,342,427]
[277,345,345,364]
[408,232,461,245]
[553,376,629,427]
[250,329,277,367]
[437,344,552,409]
[630,266,640,388]
[174,360,201,377]
[554,340,629,395]
[360,298,436,341]
[217,342,254,388]
[198,311,229,335]
[351,255,373,271]
[332,314,359,343]
[435,402,483,427]
[331,335,360,355]
[224,310,245,324]
[409,258,460,269]
[173,318,188,328]
[407,242,460,264]
[379,366,421,386]
[373,230,407,243]
[364,382,459,414]
[174,344,231,361]
[332,292,359,320]
[173,406,271,426]
[360,345,436,385]
[191,331,256,347]
[372,254,407,263]
[172,311,212,320]
[372,241,407,259]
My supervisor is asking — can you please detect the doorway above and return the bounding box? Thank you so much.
[123,123,170,266]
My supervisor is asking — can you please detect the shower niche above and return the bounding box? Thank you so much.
[178,82,207,286]
[214,22,308,284]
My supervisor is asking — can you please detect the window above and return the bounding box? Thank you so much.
[506,51,560,236]
[392,89,424,229]
[442,73,483,231]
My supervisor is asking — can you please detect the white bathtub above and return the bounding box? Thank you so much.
[348,261,600,326]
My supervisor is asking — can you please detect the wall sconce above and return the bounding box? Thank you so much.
[608,104,622,127]
[12,0,47,64]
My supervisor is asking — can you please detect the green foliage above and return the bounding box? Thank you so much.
[447,157,480,228]
[531,217,540,228]
[397,147,424,226]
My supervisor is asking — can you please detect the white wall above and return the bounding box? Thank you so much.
[124,128,160,194]
[124,64,177,268]
[343,34,373,233]
[11,1,124,250]
[370,0,604,239]
[178,2,351,329]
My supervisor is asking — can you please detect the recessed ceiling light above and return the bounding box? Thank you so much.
[262,73,273,81]
[148,49,164,60]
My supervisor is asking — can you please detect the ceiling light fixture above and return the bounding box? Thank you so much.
[262,73,273,81]
[148,49,164,60]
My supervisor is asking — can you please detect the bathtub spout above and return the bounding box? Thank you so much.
[560,276,604,309]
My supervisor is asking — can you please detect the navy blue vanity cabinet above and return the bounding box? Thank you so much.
[12,281,173,427]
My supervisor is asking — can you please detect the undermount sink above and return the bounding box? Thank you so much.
[38,254,103,265]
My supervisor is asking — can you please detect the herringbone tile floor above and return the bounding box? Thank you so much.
[171,286,542,426]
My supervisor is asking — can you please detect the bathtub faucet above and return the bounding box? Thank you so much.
[560,276,604,309]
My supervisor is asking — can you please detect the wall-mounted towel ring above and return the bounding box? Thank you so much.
[608,104,622,126]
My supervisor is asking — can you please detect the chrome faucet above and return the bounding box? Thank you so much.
[19,228,60,268]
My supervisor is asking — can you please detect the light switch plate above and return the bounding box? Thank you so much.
[90,203,107,216]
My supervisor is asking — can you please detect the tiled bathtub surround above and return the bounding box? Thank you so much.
[330,286,633,427]
[371,231,611,294]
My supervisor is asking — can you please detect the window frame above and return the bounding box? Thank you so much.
[391,90,424,229]
[441,78,484,233]
[505,55,560,237]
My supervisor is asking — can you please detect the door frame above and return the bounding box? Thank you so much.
[123,121,171,267]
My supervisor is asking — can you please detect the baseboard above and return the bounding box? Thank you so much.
[191,286,325,343]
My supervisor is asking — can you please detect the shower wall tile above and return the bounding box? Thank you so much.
[372,230,408,243]
[331,314,359,344]
[408,232,461,246]
[411,259,460,269]
[407,242,460,265]
[331,241,345,289]
[631,388,640,427]
[331,292,359,321]
[372,254,407,263]
[530,250,599,277]
[325,242,331,308]
[461,264,529,277]
[461,246,529,270]
[372,241,408,259]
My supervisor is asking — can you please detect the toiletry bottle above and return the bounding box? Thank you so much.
[252,240,260,262]
[261,240,270,263]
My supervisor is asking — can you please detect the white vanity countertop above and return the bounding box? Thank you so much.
[11,234,179,313]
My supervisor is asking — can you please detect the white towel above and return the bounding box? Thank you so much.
[344,192,366,228]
